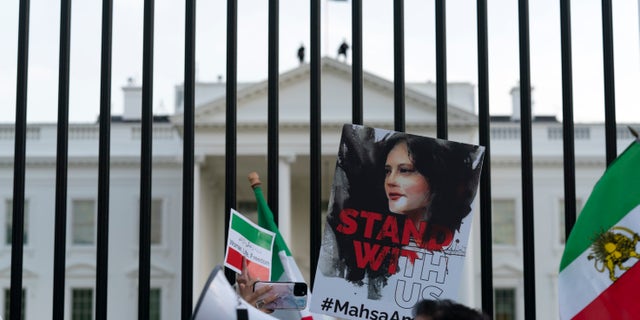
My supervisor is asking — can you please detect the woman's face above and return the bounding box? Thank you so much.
[385,141,431,218]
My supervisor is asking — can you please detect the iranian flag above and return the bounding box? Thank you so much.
[559,139,640,319]
[225,209,276,282]
[249,172,315,320]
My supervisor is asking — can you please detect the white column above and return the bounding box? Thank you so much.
[278,154,295,245]
[192,158,202,305]
[464,199,482,308]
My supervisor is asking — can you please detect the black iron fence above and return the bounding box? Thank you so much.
[7,0,625,319]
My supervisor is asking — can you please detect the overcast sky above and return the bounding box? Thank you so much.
[0,0,639,123]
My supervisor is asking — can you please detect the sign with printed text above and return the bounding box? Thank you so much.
[310,124,485,320]
[224,209,276,281]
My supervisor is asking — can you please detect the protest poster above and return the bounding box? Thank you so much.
[224,209,276,281]
[310,124,485,320]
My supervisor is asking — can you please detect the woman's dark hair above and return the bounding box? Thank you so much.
[378,133,482,233]
[326,126,389,284]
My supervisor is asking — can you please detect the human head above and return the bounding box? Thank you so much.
[384,139,432,221]
[382,134,442,222]
[412,299,489,320]
[379,133,482,233]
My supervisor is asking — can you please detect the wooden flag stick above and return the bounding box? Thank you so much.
[248,172,262,189]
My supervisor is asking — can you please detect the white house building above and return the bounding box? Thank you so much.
[0,57,635,319]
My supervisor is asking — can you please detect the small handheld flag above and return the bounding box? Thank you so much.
[224,209,275,282]
[248,172,315,320]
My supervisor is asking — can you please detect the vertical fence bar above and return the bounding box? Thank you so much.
[181,0,196,318]
[601,0,616,165]
[96,0,113,319]
[224,0,238,284]
[517,0,536,318]
[138,0,155,318]
[309,0,322,289]
[560,0,577,239]
[476,0,494,316]
[393,0,405,132]
[2,0,619,318]
[352,0,363,125]
[268,0,280,221]
[10,1,30,319]
[52,0,72,318]
[435,0,447,139]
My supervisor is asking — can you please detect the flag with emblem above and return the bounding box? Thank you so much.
[249,172,315,320]
[559,138,640,319]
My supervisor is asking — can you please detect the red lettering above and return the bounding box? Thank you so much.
[388,248,422,274]
[387,247,401,274]
[376,215,400,243]
[400,248,420,265]
[360,211,382,238]
[353,240,390,271]
[402,219,427,246]
[336,208,358,235]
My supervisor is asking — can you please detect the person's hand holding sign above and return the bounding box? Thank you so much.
[236,257,278,313]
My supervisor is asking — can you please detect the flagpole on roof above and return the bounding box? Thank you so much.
[324,0,327,56]
[324,0,348,58]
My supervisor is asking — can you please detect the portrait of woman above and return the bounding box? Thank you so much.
[383,134,435,227]
[378,133,483,236]
[318,124,484,297]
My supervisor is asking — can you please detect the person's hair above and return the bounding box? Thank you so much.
[378,133,482,233]
[413,299,489,320]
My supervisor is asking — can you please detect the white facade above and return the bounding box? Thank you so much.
[0,57,635,319]
[0,122,184,319]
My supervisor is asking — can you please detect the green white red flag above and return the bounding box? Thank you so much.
[224,209,276,282]
[559,139,640,319]
[250,172,315,320]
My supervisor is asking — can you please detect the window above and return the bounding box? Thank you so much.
[491,127,520,140]
[72,200,95,245]
[150,288,161,320]
[151,199,163,245]
[492,199,516,245]
[495,288,516,320]
[559,199,582,244]
[72,289,93,320]
[4,288,26,320]
[5,200,29,245]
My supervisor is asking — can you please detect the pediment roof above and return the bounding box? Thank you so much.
[172,57,477,127]
[125,263,175,278]
[493,261,523,277]
[65,262,96,278]
[0,265,37,278]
